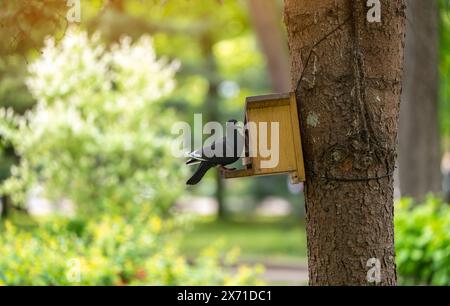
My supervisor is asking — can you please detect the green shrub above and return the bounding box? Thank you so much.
[395,197,450,285]
[0,216,263,285]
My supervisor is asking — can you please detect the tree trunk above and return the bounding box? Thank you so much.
[398,0,441,201]
[108,0,125,11]
[1,196,9,219]
[284,0,406,285]
[248,0,291,92]
[200,33,226,219]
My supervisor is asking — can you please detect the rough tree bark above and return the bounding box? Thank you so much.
[399,0,441,201]
[284,0,406,285]
[248,0,291,92]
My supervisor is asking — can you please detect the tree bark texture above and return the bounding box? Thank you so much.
[284,0,406,285]
[399,0,441,201]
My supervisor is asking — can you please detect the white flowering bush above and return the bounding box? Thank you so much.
[1,29,184,214]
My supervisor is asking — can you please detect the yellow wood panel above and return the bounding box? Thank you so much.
[246,98,290,109]
[223,167,299,179]
[247,101,297,175]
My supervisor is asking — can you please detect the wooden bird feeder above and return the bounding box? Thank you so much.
[224,92,306,184]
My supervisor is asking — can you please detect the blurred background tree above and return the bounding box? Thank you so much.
[439,0,450,202]
[399,0,442,201]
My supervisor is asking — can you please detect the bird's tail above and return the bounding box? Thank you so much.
[186,163,213,185]
[186,158,201,166]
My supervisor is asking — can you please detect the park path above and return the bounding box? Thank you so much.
[261,262,308,285]
[230,260,308,285]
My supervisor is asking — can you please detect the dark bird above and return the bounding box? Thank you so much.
[186,119,243,185]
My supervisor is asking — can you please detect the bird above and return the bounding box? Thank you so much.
[186,119,243,185]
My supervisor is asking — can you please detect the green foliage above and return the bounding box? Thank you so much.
[0,56,34,113]
[0,215,263,285]
[180,218,307,261]
[395,197,450,285]
[0,29,184,215]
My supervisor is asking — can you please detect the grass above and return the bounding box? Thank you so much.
[179,217,307,263]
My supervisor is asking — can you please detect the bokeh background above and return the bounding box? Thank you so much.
[0,0,449,285]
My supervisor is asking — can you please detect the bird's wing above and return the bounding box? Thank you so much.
[225,130,244,158]
[201,137,226,160]
[187,133,243,164]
